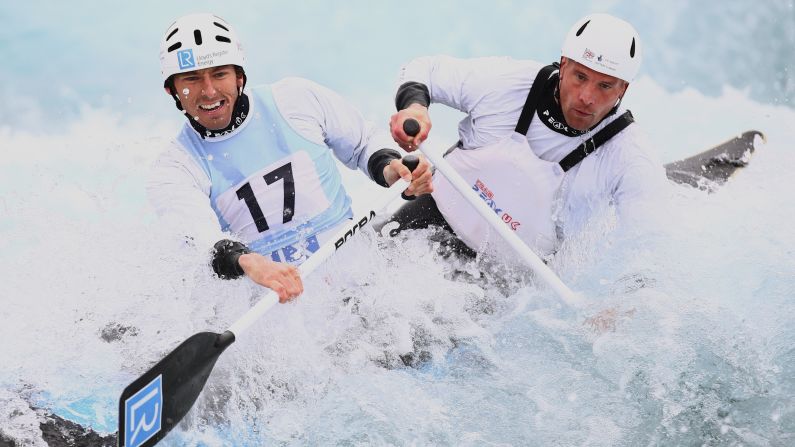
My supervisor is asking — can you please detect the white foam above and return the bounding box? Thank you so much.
[0,75,793,445]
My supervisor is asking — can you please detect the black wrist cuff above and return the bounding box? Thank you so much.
[211,239,251,279]
[367,148,402,187]
[395,82,430,110]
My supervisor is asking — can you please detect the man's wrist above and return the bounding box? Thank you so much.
[368,148,402,187]
[382,159,401,186]
[211,239,251,279]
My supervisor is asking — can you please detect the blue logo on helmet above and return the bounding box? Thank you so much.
[177,49,195,69]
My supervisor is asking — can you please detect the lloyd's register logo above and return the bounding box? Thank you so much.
[177,49,195,70]
[124,374,163,447]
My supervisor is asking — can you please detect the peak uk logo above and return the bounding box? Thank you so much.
[473,179,521,231]
[177,49,195,69]
[582,48,595,61]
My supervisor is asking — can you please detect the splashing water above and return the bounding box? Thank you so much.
[1,0,794,443]
[1,79,793,445]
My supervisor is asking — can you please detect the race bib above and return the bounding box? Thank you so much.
[214,151,330,243]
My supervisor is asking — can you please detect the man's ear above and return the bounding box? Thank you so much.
[619,81,629,99]
[558,56,569,79]
[165,84,184,111]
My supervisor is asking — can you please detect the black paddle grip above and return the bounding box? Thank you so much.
[402,154,420,172]
[400,154,420,201]
[400,119,422,200]
[403,118,421,137]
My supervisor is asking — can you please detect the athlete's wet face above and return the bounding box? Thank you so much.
[170,65,244,130]
[558,58,628,131]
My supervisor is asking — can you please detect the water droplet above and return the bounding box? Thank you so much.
[193,116,200,121]
[182,88,190,96]
[206,154,214,161]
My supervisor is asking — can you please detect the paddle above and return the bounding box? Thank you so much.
[403,119,583,308]
[118,156,419,447]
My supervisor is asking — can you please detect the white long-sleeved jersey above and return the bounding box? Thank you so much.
[148,77,396,262]
[399,55,667,241]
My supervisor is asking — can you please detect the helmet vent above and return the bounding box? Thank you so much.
[167,42,182,52]
[194,30,203,45]
[630,38,636,57]
[166,28,179,41]
[216,36,231,43]
[576,20,590,36]
[214,22,229,32]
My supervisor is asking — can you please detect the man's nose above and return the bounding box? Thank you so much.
[199,75,217,96]
[578,84,596,106]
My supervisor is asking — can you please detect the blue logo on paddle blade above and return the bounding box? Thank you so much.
[177,49,195,69]
[124,375,162,447]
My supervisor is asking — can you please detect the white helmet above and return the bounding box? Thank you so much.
[561,13,641,82]
[159,13,245,86]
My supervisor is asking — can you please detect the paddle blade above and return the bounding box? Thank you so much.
[664,129,764,189]
[117,331,235,447]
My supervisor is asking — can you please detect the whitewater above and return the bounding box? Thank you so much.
[1,1,794,446]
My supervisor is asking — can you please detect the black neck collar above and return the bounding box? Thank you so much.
[186,93,250,140]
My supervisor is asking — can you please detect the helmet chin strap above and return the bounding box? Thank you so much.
[165,78,184,111]
[550,68,620,135]
[162,70,250,139]
[557,58,625,112]
[165,67,247,113]
[237,68,248,94]
[185,90,251,140]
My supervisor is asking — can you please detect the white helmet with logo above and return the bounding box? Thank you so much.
[561,13,641,82]
[159,13,245,86]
